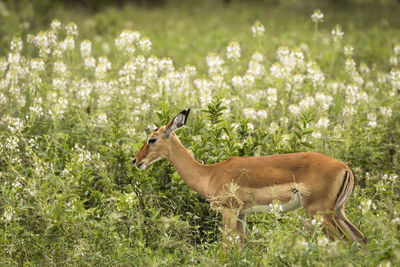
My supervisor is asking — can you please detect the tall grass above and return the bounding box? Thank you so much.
[0,0,399,265]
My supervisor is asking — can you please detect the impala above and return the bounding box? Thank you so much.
[133,109,367,249]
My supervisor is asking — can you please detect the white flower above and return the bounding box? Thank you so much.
[277,47,304,72]
[207,53,225,76]
[243,108,257,118]
[95,56,112,79]
[59,36,75,51]
[231,75,243,89]
[7,52,20,65]
[307,63,325,87]
[1,208,15,223]
[84,57,96,70]
[394,43,400,56]
[247,60,265,79]
[299,96,315,110]
[345,58,356,73]
[72,79,93,105]
[268,200,283,216]
[30,30,57,57]
[343,105,356,116]
[312,131,321,139]
[345,84,368,104]
[380,106,392,117]
[52,97,69,118]
[65,22,78,36]
[5,136,19,151]
[0,93,6,105]
[115,30,141,50]
[257,110,268,119]
[251,52,264,63]
[53,60,67,75]
[389,68,400,90]
[0,57,7,73]
[157,57,174,73]
[226,40,241,60]
[328,81,340,94]
[52,78,67,90]
[184,65,196,78]
[291,74,305,89]
[293,49,305,65]
[30,58,45,72]
[125,192,136,205]
[133,55,145,71]
[294,238,309,251]
[316,117,330,129]
[270,63,288,79]
[333,125,343,137]
[10,37,23,52]
[367,113,377,127]
[194,78,210,91]
[2,115,24,133]
[139,37,152,53]
[51,19,61,32]
[389,56,398,66]
[378,261,392,267]
[344,45,354,56]
[288,104,301,115]
[80,40,92,58]
[359,63,370,74]
[269,122,279,133]
[157,76,170,92]
[251,21,265,38]
[246,91,260,103]
[266,88,278,106]
[311,9,324,24]
[119,61,137,86]
[312,214,324,226]
[360,199,372,214]
[315,92,333,110]
[331,25,344,42]
[317,236,329,246]
[29,105,44,117]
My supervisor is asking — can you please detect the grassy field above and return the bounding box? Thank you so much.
[1,0,400,265]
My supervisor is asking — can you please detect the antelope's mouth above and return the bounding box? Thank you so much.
[137,162,146,170]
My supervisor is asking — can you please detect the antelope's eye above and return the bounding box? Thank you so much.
[153,128,158,132]
[148,138,157,144]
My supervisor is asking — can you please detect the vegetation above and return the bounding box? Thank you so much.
[0,0,399,265]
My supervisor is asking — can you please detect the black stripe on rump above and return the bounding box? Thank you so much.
[335,170,349,205]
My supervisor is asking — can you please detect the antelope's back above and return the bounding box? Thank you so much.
[210,152,347,189]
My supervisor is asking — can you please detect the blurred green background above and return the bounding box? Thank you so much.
[1,0,399,71]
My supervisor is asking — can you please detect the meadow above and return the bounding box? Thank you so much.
[0,0,399,265]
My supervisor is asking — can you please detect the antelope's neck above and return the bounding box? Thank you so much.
[167,133,210,197]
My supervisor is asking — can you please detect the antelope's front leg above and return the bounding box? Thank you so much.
[221,208,240,253]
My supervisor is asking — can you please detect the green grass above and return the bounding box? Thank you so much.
[0,0,399,265]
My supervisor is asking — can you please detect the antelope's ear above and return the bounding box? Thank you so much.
[165,109,190,136]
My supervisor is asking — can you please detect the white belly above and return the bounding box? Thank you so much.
[241,190,302,214]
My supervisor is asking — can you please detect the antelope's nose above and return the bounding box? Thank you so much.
[133,158,136,165]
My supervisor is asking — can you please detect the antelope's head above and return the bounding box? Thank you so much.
[133,109,190,170]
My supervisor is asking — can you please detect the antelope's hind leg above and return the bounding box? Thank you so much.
[236,213,247,247]
[321,213,347,241]
[335,206,368,244]
[334,170,367,244]
[305,209,346,242]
